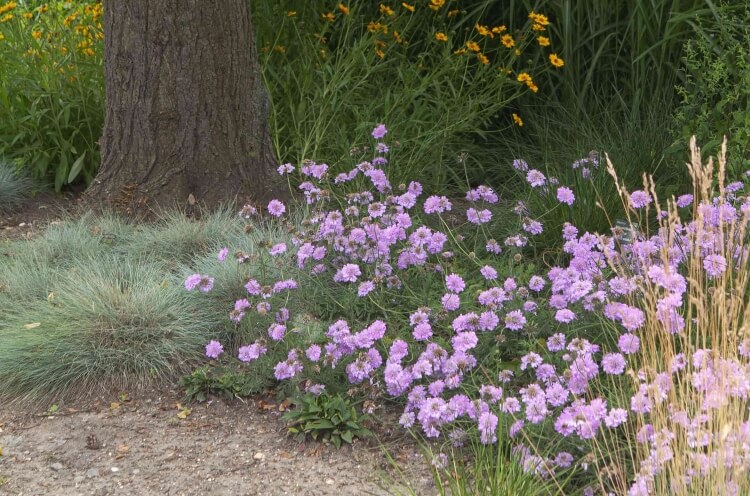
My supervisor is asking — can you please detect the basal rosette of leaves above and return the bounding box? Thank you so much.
[184,126,750,495]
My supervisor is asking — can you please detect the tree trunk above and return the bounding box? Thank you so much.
[85,0,280,215]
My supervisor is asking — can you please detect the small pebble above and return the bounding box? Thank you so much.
[111,467,119,473]
[50,462,63,471]
[253,452,265,461]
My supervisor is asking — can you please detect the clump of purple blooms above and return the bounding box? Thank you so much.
[183,125,750,495]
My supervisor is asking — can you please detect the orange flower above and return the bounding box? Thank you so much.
[379,4,394,16]
[402,2,415,12]
[337,3,349,15]
[435,32,448,42]
[537,36,550,47]
[512,113,523,126]
[466,41,481,52]
[429,0,445,11]
[321,12,335,22]
[477,53,489,65]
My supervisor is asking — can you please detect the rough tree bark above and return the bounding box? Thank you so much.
[85,0,280,215]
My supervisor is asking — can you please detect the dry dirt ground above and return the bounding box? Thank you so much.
[0,391,436,496]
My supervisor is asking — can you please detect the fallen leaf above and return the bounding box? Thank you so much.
[47,292,54,303]
[176,407,192,419]
[24,322,41,330]
[258,400,276,411]
[278,399,292,412]
[110,402,120,411]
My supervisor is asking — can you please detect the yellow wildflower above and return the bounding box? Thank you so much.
[338,3,349,15]
[447,9,460,17]
[379,4,394,16]
[528,12,549,26]
[501,34,515,48]
[532,23,546,31]
[512,113,523,126]
[491,25,506,34]
[274,45,286,53]
[528,82,539,92]
[82,47,95,57]
[466,40,481,52]
[435,32,448,42]
[517,72,532,83]
[477,53,489,65]
[393,31,403,44]
[321,12,335,22]
[32,30,42,40]
[537,36,550,47]
[287,10,297,17]
[549,53,564,68]
[36,4,48,14]
[367,21,387,34]
[375,48,385,59]
[0,1,16,15]
[0,32,4,41]
[402,2,415,12]
[514,48,521,56]
[429,0,445,11]
[475,23,492,38]
[22,11,32,19]
[454,48,467,55]
[0,13,12,22]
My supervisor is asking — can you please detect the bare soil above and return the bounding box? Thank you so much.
[0,391,435,496]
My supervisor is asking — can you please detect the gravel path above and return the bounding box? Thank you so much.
[0,393,434,496]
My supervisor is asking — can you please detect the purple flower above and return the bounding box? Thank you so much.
[513,159,529,172]
[676,194,693,208]
[267,199,286,217]
[629,190,652,208]
[604,408,627,428]
[424,195,452,214]
[371,124,388,139]
[269,243,287,256]
[441,293,461,311]
[526,169,546,187]
[504,310,526,331]
[480,265,497,280]
[268,323,286,341]
[601,353,626,375]
[547,333,566,352]
[205,340,223,359]
[357,281,375,297]
[555,309,576,323]
[557,187,575,206]
[277,163,294,175]
[413,323,433,341]
[184,273,202,291]
[218,247,229,262]
[238,341,267,362]
[306,345,322,362]
[522,220,543,235]
[467,208,492,224]
[618,333,640,354]
[703,254,727,278]
[478,411,498,444]
[445,273,466,293]
[528,275,545,291]
[334,263,361,283]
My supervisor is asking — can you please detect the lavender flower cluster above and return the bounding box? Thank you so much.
[184,126,750,495]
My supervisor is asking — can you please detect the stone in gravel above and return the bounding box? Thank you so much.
[50,462,64,471]
[86,468,100,479]
[111,467,119,473]
[74,475,85,484]
[325,479,334,485]
[132,469,140,475]
[253,452,265,461]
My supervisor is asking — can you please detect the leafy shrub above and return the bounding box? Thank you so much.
[0,1,103,190]
[284,392,371,448]
[671,3,750,177]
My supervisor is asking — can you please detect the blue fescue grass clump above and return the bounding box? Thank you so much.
[0,208,311,403]
[0,160,34,212]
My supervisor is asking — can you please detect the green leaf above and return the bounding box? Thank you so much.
[67,151,86,183]
[340,430,353,444]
